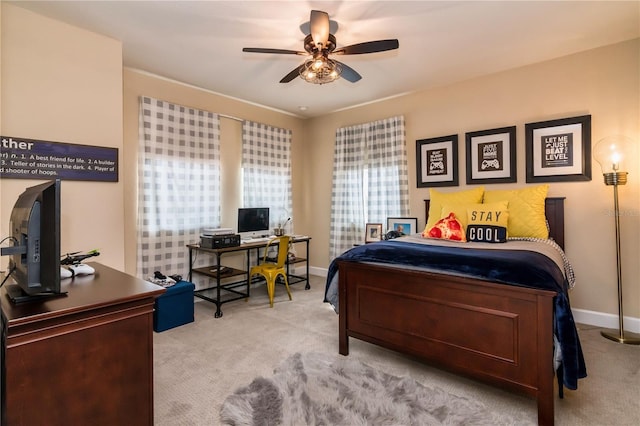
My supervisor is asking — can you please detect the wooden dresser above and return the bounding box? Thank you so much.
[0,262,165,425]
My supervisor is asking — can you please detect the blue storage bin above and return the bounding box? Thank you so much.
[153,281,195,332]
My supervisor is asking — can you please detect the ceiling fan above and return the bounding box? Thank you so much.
[242,10,399,84]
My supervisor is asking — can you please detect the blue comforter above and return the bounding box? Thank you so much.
[324,239,587,390]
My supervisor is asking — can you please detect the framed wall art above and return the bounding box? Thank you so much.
[525,115,591,182]
[416,135,459,187]
[364,223,383,243]
[465,126,516,184]
[386,217,418,235]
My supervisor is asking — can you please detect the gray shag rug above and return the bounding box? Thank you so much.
[220,352,524,426]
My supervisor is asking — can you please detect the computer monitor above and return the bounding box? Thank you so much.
[237,207,270,235]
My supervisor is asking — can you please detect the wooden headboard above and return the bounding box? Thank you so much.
[424,197,566,249]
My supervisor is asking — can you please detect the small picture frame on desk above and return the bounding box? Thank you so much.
[365,223,383,243]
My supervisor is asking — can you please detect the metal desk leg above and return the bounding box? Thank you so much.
[246,249,251,297]
[214,252,223,318]
[188,247,194,283]
[305,239,310,290]
[285,249,290,278]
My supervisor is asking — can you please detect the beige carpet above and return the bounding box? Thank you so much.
[153,275,640,425]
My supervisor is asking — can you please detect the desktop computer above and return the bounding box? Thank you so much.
[200,234,241,249]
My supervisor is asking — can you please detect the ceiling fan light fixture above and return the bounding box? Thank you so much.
[300,56,342,84]
[243,10,397,85]
[312,58,324,70]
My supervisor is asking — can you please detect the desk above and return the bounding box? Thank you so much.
[187,236,311,318]
[0,262,165,426]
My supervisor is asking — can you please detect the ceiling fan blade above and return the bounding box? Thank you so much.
[300,19,338,36]
[310,10,330,48]
[279,64,304,83]
[335,61,362,83]
[243,47,305,55]
[334,39,399,55]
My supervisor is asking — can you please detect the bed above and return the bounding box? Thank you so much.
[324,197,586,426]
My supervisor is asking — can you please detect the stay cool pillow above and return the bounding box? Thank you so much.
[466,201,509,243]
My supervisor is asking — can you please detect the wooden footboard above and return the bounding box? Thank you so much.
[338,261,557,426]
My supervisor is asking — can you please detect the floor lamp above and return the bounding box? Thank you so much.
[594,135,640,345]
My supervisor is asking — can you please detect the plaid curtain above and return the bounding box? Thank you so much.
[330,116,408,259]
[242,120,293,232]
[137,96,221,280]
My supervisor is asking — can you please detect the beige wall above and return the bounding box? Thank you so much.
[306,39,640,320]
[1,4,125,270]
[2,2,638,324]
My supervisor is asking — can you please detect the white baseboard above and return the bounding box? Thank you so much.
[307,267,640,333]
[309,266,328,278]
[572,308,640,333]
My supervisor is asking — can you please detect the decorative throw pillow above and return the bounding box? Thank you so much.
[483,184,549,239]
[423,212,467,242]
[440,203,473,230]
[425,187,484,231]
[466,201,510,243]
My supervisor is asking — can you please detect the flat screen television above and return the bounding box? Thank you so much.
[237,207,270,235]
[1,179,64,303]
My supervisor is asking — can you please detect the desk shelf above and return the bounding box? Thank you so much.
[192,266,248,308]
[266,255,306,264]
[192,265,245,279]
[194,284,248,305]
[287,256,306,265]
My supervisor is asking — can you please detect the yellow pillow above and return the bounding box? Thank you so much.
[426,187,484,231]
[483,185,549,238]
[466,202,510,243]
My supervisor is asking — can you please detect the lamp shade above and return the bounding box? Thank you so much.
[593,135,635,174]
